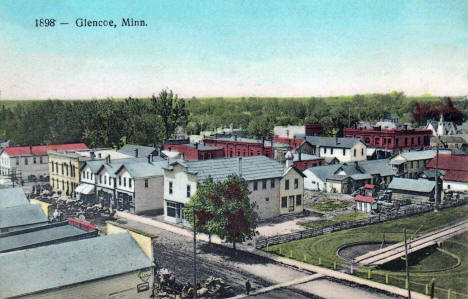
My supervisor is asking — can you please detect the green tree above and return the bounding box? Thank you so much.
[185,175,257,249]
[150,89,188,139]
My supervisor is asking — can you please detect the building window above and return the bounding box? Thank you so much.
[24,157,28,165]
[262,180,267,189]
[104,176,107,185]
[187,185,191,197]
[285,179,289,190]
[294,178,299,189]
[99,175,102,184]
[271,179,275,188]
[361,148,364,156]
[40,156,43,164]
[253,181,258,190]
[324,147,327,154]
[129,179,132,188]
[145,179,148,188]
[447,184,451,189]
[169,182,173,194]
[265,197,269,202]
[342,148,345,155]
[33,157,37,164]
[354,149,356,157]
[119,177,121,185]
[123,177,126,187]
[296,195,302,206]
[16,159,19,166]
[331,148,334,154]
[281,196,287,208]
[87,172,89,180]
[167,201,177,217]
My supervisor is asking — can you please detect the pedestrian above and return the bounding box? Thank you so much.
[245,280,251,295]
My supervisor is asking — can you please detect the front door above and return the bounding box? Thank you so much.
[289,196,295,212]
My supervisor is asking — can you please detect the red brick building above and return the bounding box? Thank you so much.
[162,140,224,160]
[272,137,304,150]
[343,127,431,153]
[305,123,323,136]
[292,153,324,170]
[203,136,289,160]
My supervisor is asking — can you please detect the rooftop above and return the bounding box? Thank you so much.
[443,170,468,183]
[0,187,29,209]
[2,143,88,157]
[388,178,435,193]
[292,153,322,161]
[117,160,168,178]
[426,153,468,172]
[117,144,157,158]
[305,136,363,149]
[205,136,289,148]
[166,156,286,182]
[0,204,48,229]
[0,232,153,298]
[0,222,94,253]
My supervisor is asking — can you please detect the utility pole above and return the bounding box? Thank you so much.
[193,211,197,299]
[404,228,411,299]
[434,135,440,211]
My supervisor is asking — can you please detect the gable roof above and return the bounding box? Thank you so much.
[117,144,157,158]
[426,154,468,172]
[167,156,286,182]
[0,232,153,298]
[0,187,29,209]
[388,178,435,193]
[305,164,342,182]
[305,136,363,149]
[443,170,468,183]
[2,143,88,157]
[0,204,48,229]
[117,160,168,178]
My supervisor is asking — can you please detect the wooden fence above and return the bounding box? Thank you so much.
[255,199,468,248]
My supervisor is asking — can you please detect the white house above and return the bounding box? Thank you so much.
[162,156,305,224]
[442,170,468,193]
[304,136,367,163]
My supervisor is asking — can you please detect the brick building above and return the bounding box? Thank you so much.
[162,139,224,160]
[203,136,290,161]
[273,123,323,149]
[343,127,431,154]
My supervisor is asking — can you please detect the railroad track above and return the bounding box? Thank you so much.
[354,218,468,266]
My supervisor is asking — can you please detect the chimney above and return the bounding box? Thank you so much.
[106,155,111,164]
[238,157,242,176]
[134,148,139,158]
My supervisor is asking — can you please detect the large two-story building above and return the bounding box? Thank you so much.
[162,156,305,224]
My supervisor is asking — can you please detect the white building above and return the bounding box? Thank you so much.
[162,156,305,224]
[426,114,457,137]
[303,136,367,163]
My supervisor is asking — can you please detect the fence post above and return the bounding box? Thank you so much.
[385,274,389,284]
[405,279,408,289]
[279,247,282,255]
[367,269,371,279]
[425,284,428,295]
[350,264,353,274]
[448,289,451,299]
[333,261,336,270]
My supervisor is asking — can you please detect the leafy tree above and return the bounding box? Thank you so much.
[184,175,257,249]
[150,89,188,138]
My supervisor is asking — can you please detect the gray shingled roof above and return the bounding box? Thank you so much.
[0,232,153,298]
[305,164,342,182]
[0,187,29,209]
[388,178,435,193]
[168,156,286,182]
[118,144,157,157]
[358,159,396,177]
[0,204,48,229]
[118,160,168,178]
[305,136,362,148]
[0,223,91,253]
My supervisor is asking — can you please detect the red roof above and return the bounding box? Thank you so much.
[443,170,468,183]
[2,143,88,157]
[426,154,468,172]
[355,195,374,203]
[364,184,375,189]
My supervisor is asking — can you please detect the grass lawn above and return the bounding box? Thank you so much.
[300,212,368,230]
[264,205,468,298]
[308,199,353,212]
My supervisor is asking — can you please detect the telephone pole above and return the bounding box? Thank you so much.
[404,228,411,299]
[193,211,197,299]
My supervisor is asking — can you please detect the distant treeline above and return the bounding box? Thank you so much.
[0,91,466,147]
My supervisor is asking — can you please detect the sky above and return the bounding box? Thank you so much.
[0,0,467,99]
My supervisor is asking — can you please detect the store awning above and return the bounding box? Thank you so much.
[75,184,94,195]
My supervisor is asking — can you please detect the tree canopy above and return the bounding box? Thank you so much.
[184,175,257,249]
